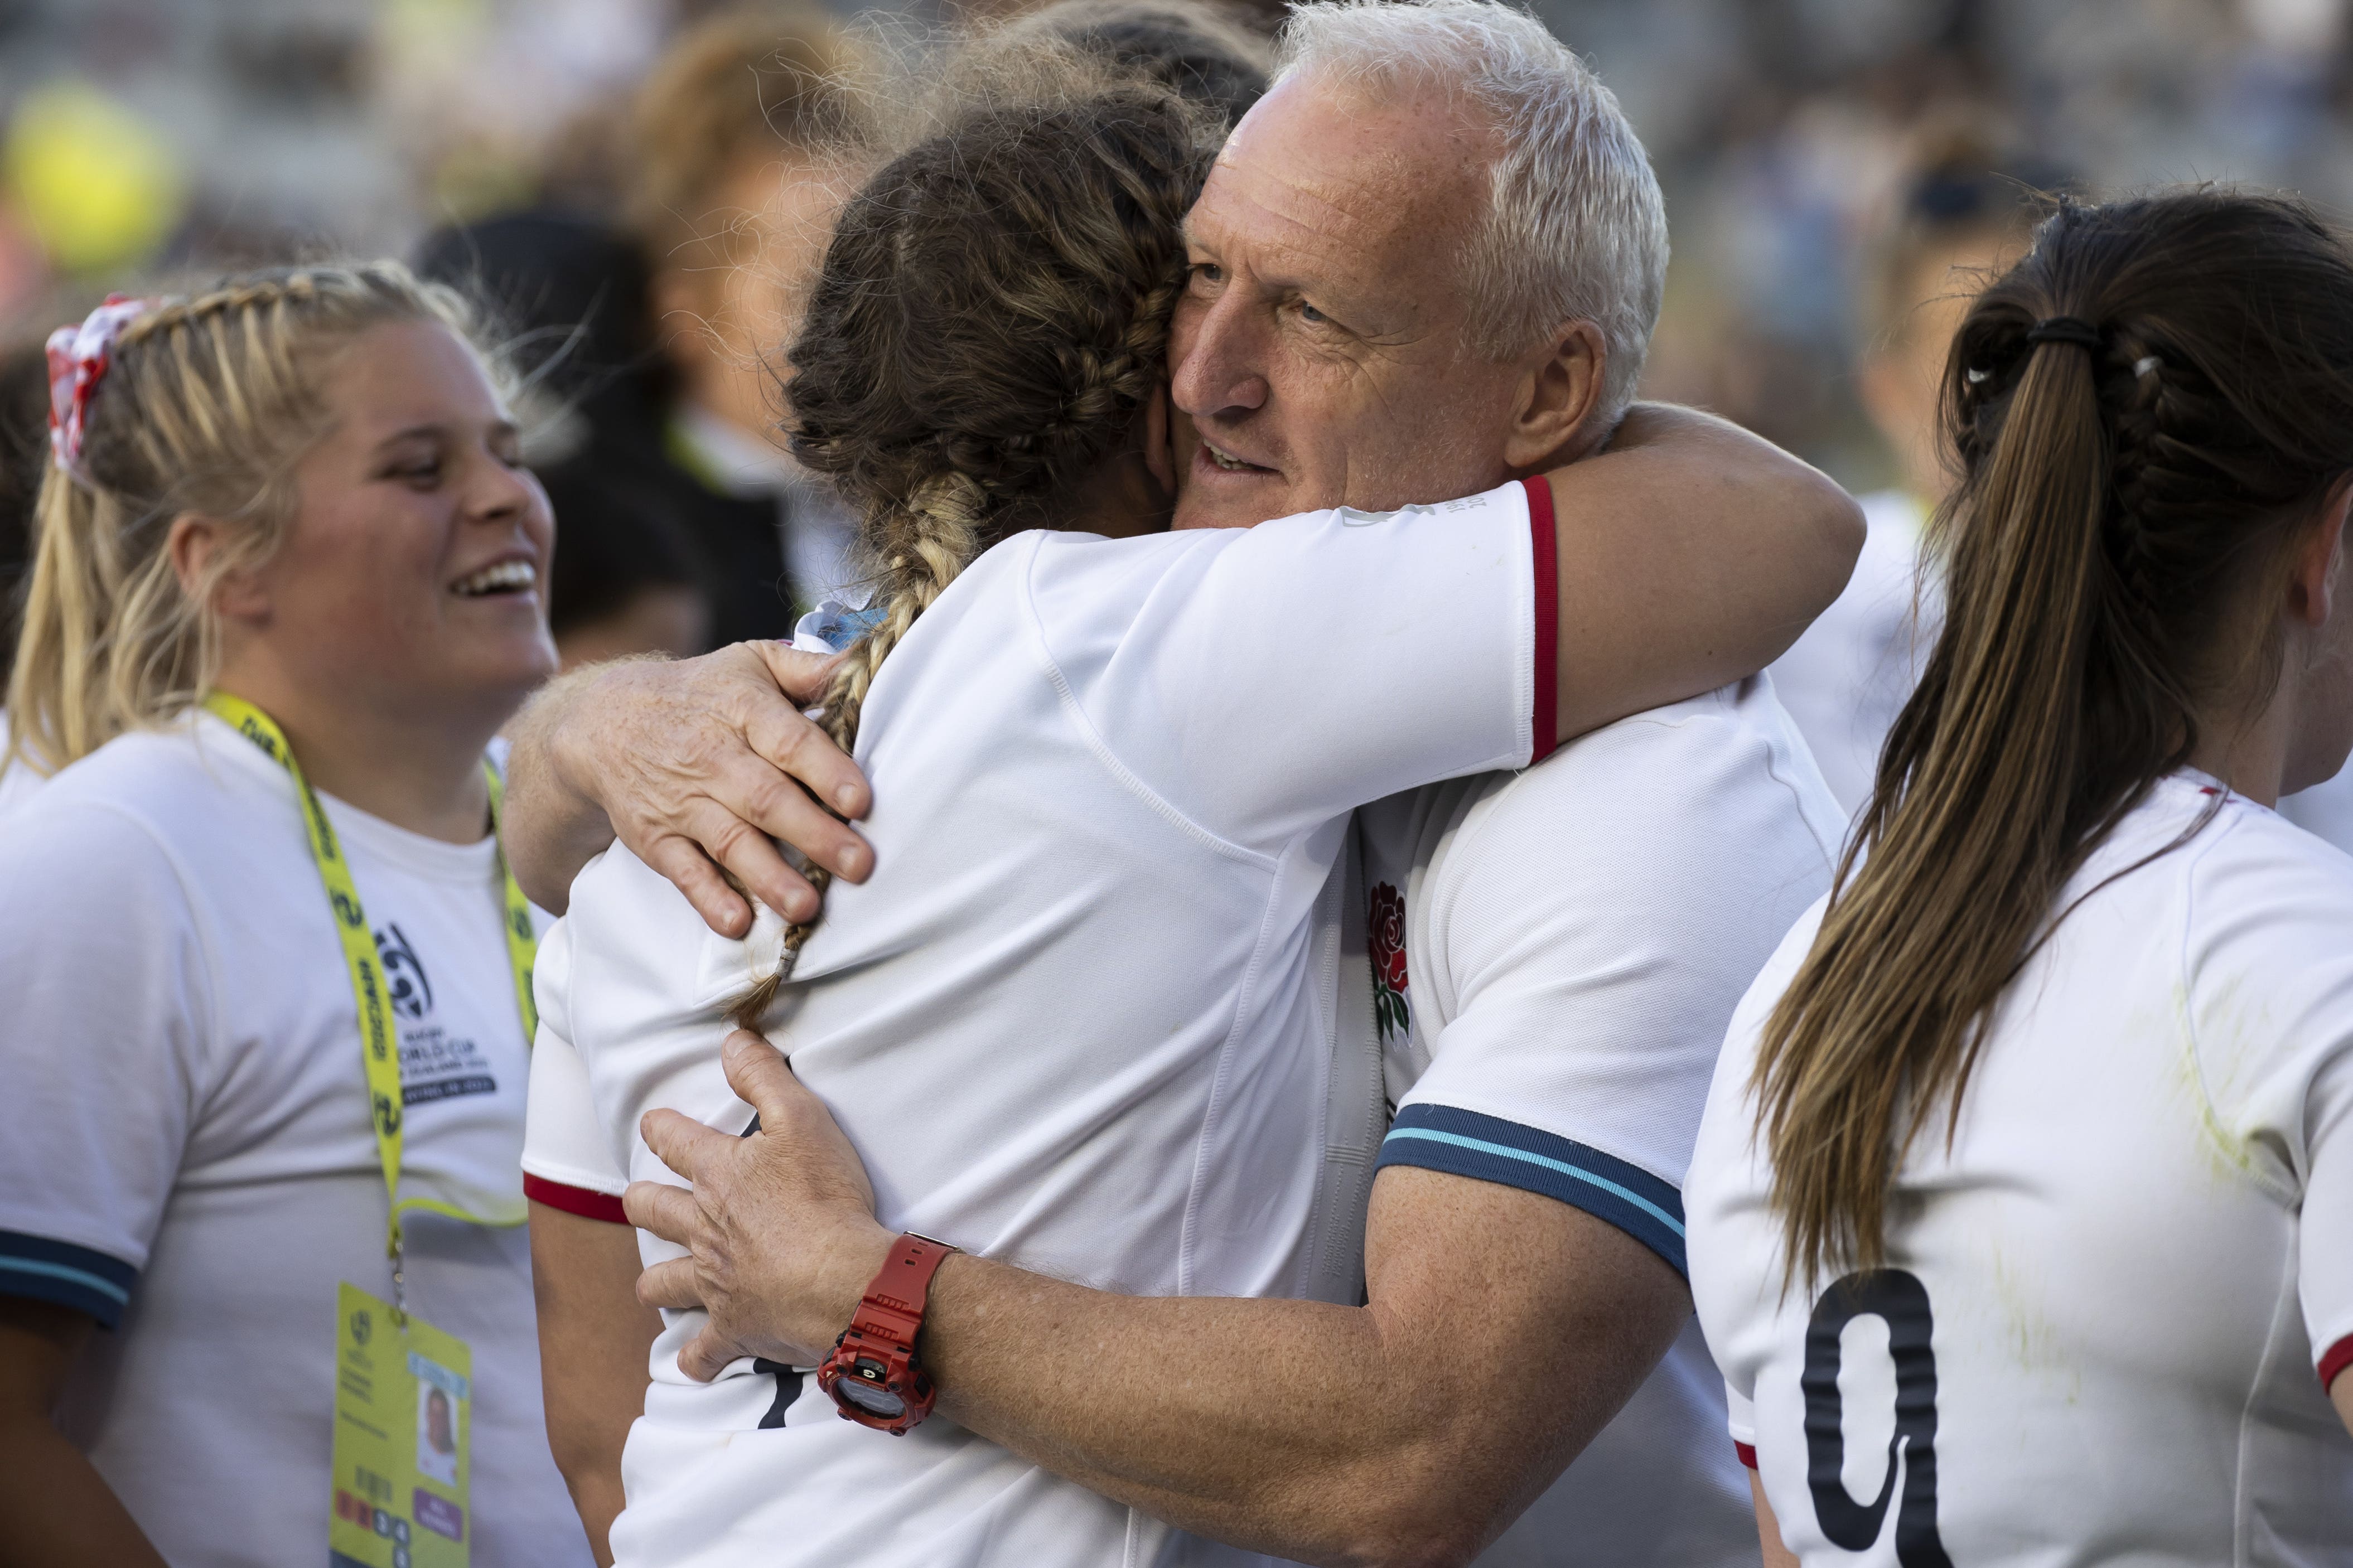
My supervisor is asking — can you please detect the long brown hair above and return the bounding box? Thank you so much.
[1756,189,2353,1283]
[723,81,1216,1025]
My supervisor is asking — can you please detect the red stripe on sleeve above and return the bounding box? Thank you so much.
[1734,1440,1758,1470]
[2320,1334,2353,1393]
[1522,474,1559,762]
[524,1172,631,1226]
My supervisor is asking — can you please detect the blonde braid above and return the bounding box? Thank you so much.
[717,81,1213,1030]
[723,472,987,1027]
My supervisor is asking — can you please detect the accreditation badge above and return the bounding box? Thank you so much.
[330,1282,473,1568]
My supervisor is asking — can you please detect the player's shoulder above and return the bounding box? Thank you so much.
[2178,788,2353,975]
[0,720,250,880]
[975,525,1209,645]
[1446,677,1843,873]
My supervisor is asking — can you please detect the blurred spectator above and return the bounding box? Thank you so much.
[615,3,865,645]
[415,208,711,665]
[1002,0,1272,126]
[1766,134,2044,819]
[539,461,711,667]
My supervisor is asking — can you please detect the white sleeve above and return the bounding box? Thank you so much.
[1724,1380,1759,1454]
[2301,1046,2353,1395]
[1027,478,1554,853]
[2182,821,2353,1392]
[1379,709,1835,1280]
[0,802,211,1327]
[521,910,630,1217]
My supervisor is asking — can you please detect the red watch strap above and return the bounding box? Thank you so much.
[823,1233,959,1434]
[866,1233,954,1321]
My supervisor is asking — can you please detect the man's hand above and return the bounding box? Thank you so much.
[500,645,876,935]
[627,1030,895,1375]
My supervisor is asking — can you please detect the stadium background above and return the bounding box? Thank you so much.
[0,0,2344,606]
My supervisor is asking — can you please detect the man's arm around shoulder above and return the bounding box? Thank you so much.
[629,1036,1689,1568]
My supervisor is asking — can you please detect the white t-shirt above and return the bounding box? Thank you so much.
[0,711,589,1567]
[2282,764,2353,858]
[1766,489,1936,820]
[524,480,1554,1568]
[1352,677,1846,1567]
[1687,775,2353,1563]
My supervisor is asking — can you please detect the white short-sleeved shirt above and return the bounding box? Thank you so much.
[1688,775,2353,1564]
[1766,489,1937,820]
[0,712,588,1567]
[524,481,1556,1568]
[1352,677,1846,1567]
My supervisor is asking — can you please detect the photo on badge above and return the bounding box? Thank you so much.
[415,1376,461,1488]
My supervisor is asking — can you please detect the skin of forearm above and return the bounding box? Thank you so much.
[530,1205,660,1567]
[0,1418,168,1568]
[0,1304,167,1568]
[500,660,650,911]
[924,1261,1488,1567]
[914,1170,1683,1568]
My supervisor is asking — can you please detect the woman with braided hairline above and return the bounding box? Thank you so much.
[0,264,592,1565]
[732,83,1209,1018]
[518,62,1858,1566]
[1687,189,2353,1564]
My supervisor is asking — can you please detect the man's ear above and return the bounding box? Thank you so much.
[167,512,270,625]
[1502,320,1607,471]
[1143,382,1175,496]
[2289,477,2352,630]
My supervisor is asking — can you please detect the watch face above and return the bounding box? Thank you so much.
[837,1364,906,1419]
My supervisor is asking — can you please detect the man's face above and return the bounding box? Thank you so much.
[1168,76,1536,531]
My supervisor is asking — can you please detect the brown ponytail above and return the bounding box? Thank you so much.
[722,81,1215,1027]
[1756,190,2353,1283]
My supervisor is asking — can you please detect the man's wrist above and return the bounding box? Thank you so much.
[544,661,642,821]
[819,1221,901,1346]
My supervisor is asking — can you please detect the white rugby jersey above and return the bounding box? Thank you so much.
[1765,490,1937,819]
[0,712,586,1567]
[1352,677,1845,1567]
[524,480,1557,1568]
[1687,774,2353,1564]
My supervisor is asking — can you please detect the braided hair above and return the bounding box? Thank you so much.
[6,262,489,777]
[724,82,1215,1025]
[1753,188,2353,1283]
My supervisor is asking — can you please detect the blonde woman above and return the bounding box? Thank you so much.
[0,267,593,1565]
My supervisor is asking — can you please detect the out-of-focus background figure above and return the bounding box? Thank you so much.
[1765,130,2045,819]
[3,0,2353,829]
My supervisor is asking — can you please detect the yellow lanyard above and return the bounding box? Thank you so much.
[202,694,538,1306]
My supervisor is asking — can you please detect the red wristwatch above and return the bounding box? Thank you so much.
[818,1233,958,1435]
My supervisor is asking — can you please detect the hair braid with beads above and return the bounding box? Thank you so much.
[6,262,492,778]
[722,83,1214,1026]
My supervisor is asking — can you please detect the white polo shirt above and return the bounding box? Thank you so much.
[1687,774,2353,1561]
[0,712,587,1567]
[524,480,1558,1567]
[1351,677,1846,1567]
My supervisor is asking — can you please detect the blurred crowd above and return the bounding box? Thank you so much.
[7,0,2353,1560]
[5,0,2353,829]
[2,0,2351,661]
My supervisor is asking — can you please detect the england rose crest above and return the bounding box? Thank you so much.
[1368,882,1410,1041]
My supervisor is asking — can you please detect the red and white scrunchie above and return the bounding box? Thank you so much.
[45,293,153,489]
